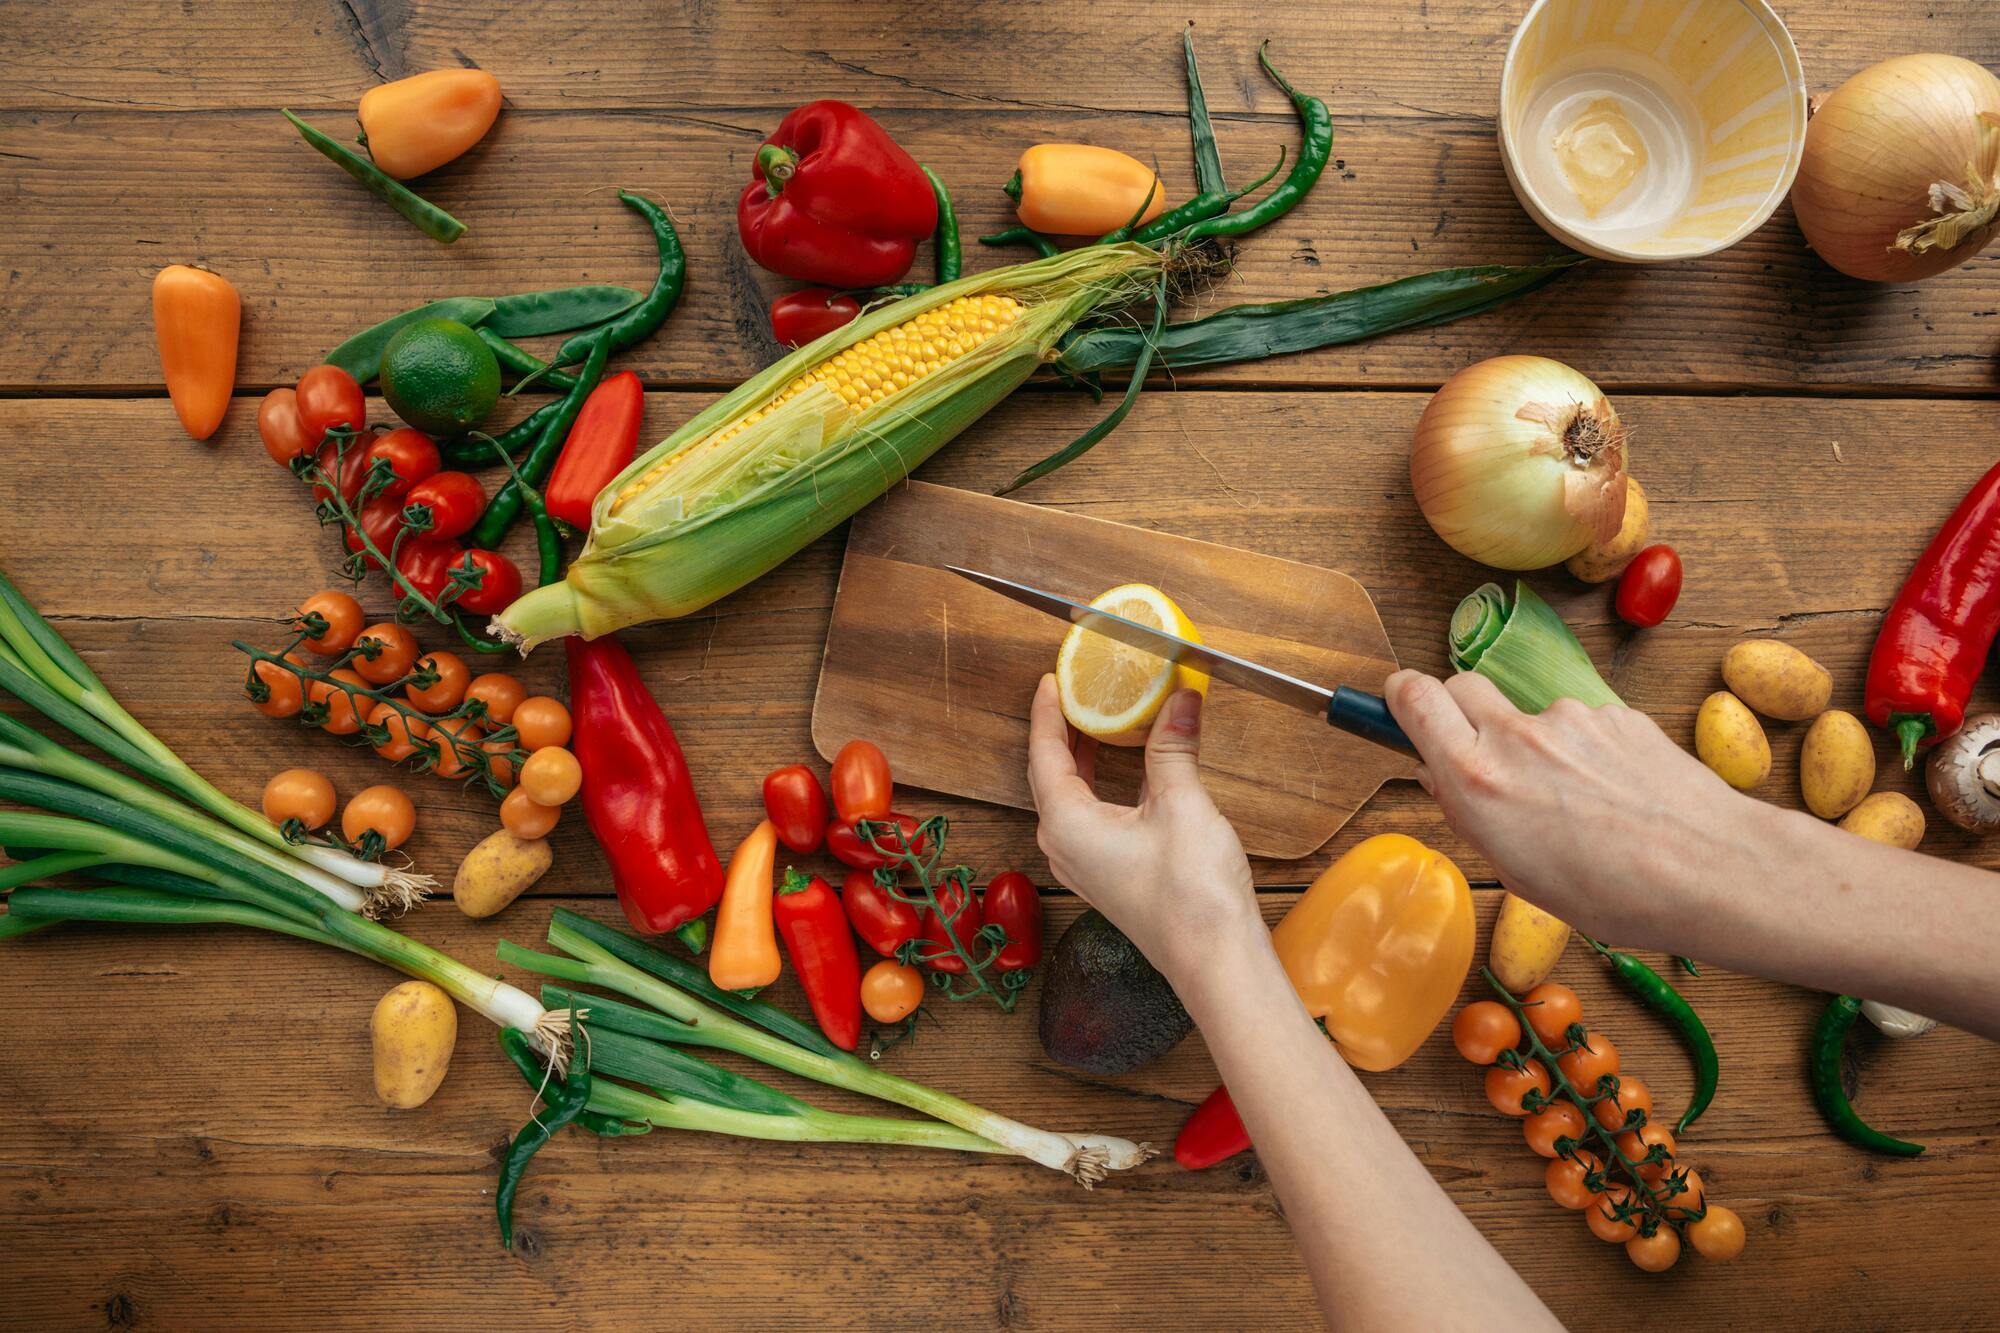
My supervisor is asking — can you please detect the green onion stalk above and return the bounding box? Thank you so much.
[0,567,428,911]
[1448,581,1622,712]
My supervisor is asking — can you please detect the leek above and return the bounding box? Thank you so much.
[1448,581,1623,713]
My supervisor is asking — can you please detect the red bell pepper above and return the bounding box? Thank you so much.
[1866,456,2000,767]
[770,289,861,348]
[980,871,1043,971]
[1175,1084,1252,1169]
[566,633,724,944]
[774,868,863,1051]
[915,874,981,973]
[544,371,644,530]
[737,101,937,288]
[841,869,919,957]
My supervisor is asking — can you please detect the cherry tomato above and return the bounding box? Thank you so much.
[296,364,367,447]
[364,427,441,500]
[500,787,561,840]
[762,764,829,853]
[1625,1227,1681,1273]
[481,736,518,788]
[429,716,481,779]
[841,869,920,957]
[258,387,313,463]
[860,959,924,1023]
[826,812,925,870]
[1592,1074,1654,1133]
[1687,1204,1745,1261]
[914,876,981,973]
[520,747,582,805]
[308,668,369,735]
[465,672,526,726]
[981,871,1043,970]
[312,430,376,508]
[262,768,335,829]
[1615,544,1682,628]
[353,622,418,686]
[512,696,572,750]
[1556,1030,1620,1097]
[830,739,893,821]
[770,288,863,347]
[1545,1149,1605,1210]
[345,495,406,570]
[1452,1000,1522,1065]
[1524,1100,1587,1158]
[1587,1185,1641,1243]
[249,655,306,718]
[296,590,365,656]
[448,548,522,616]
[342,784,415,851]
[1663,1167,1705,1216]
[1484,1059,1551,1116]
[1522,982,1582,1047]
[404,471,485,542]
[1616,1123,1677,1183]
[393,536,460,604]
[367,701,431,762]
[404,651,470,713]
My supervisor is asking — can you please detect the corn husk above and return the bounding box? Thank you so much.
[495,243,1169,649]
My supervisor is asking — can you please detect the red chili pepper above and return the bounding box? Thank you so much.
[774,868,862,1051]
[825,812,925,871]
[566,634,725,941]
[770,289,862,348]
[545,371,644,530]
[761,763,829,854]
[840,869,919,957]
[737,101,937,288]
[980,871,1043,970]
[1867,457,2000,768]
[1174,1084,1252,1170]
[916,875,981,973]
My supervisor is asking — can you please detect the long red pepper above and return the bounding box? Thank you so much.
[565,634,723,945]
[544,371,643,530]
[1174,1084,1251,1169]
[774,868,862,1051]
[1865,456,2000,767]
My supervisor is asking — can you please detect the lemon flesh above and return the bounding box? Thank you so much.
[1055,583,1209,747]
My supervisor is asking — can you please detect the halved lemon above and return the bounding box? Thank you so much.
[1055,583,1210,747]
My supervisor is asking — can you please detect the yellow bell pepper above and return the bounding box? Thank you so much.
[1270,833,1475,1072]
[1010,144,1167,235]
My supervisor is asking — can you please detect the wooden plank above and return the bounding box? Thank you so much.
[2,893,1995,1328]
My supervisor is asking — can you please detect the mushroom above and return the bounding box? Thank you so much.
[1924,714,2000,832]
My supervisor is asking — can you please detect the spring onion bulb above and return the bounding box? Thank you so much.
[1449,582,1623,713]
[1411,356,1628,571]
[1791,54,2000,283]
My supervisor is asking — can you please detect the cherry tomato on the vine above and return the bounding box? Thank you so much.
[519,747,582,806]
[346,495,406,569]
[310,668,369,735]
[1556,1030,1620,1097]
[826,811,925,870]
[1586,1185,1641,1243]
[465,672,526,726]
[353,622,418,686]
[405,651,469,713]
[449,548,522,616]
[393,536,459,604]
[500,787,561,839]
[1615,544,1682,628]
[403,471,485,542]
[364,428,441,500]
[313,431,376,508]
[429,716,482,780]
[1484,1059,1552,1116]
[860,960,924,1023]
[1625,1227,1681,1273]
[916,877,981,972]
[296,590,364,656]
[250,655,306,718]
[830,739,893,821]
[368,701,432,762]
[258,388,313,463]
[762,764,829,853]
[1545,1150,1605,1210]
[262,768,336,830]
[296,364,366,447]
[981,871,1043,970]
[1524,1100,1587,1158]
[342,784,415,850]
[512,697,572,750]
[1687,1205,1745,1261]
[1521,982,1582,1047]
[841,869,920,957]
[1452,1000,1521,1065]
[1616,1123,1677,1183]
[1592,1074,1654,1133]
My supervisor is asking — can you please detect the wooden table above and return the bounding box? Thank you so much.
[4,3,1997,1327]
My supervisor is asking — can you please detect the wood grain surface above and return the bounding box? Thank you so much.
[4,1,2000,1328]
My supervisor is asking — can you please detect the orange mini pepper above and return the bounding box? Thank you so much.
[708,820,782,991]
[1009,144,1167,235]
[151,264,240,441]
[357,69,502,179]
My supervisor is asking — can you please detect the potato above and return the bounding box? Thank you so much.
[1565,477,1650,583]
[1695,691,1771,790]
[1839,791,1925,850]
[371,980,457,1109]
[1488,892,1571,994]
[453,828,554,919]
[1720,639,1832,721]
[1800,710,1876,819]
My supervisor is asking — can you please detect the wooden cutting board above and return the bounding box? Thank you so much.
[811,482,1417,861]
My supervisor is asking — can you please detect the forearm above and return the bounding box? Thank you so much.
[1173,929,1558,1332]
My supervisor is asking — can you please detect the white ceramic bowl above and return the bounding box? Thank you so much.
[1498,0,1808,262]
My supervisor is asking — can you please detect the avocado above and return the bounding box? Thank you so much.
[1038,909,1194,1074]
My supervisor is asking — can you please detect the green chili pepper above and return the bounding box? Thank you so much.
[1586,938,1719,1133]
[282,110,466,244]
[1810,995,1925,1157]
[469,336,609,549]
[550,192,685,367]
[923,166,960,285]
[450,609,515,655]
[1182,44,1331,242]
[1096,178,1165,244]
[323,298,496,384]
[475,328,580,393]
[497,1025,647,1137]
[978,224,1059,258]
[439,399,564,469]
[486,285,645,338]
[494,1028,595,1248]
[1132,145,1288,245]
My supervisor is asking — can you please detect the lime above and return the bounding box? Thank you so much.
[380,318,501,435]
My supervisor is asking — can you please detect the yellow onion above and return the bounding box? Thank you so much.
[1411,355,1628,571]
[1792,54,2000,282]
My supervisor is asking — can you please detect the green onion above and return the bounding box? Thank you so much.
[1448,581,1623,713]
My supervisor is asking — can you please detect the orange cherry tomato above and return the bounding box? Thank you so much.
[1545,1149,1605,1210]
[830,739,893,821]
[1616,1123,1677,1183]
[1484,1059,1551,1116]
[250,655,306,718]
[1688,1204,1746,1261]
[1625,1226,1681,1273]
[1522,982,1583,1047]
[429,716,481,779]
[860,959,924,1023]
[353,622,419,685]
[1662,1167,1705,1217]
[258,387,313,464]
[519,747,582,806]
[465,672,526,726]
[342,784,415,850]
[1452,1001,1521,1065]
[367,701,432,762]
[1524,1100,1588,1158]
[309,669,369,735]
[1557,1030,1620,1098]
[261,768,336,830]
[511,696,572,750]
[1587,1185,1641,1243]
[296,590,365,656]
[500,787,561,839]
[404,651,470,713]
[481,736,518,788]
[1592,1074,1654,1132]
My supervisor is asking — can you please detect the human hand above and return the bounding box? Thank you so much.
[1026,675,1262,982]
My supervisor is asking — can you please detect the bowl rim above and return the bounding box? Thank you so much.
[1497,0,1809,263]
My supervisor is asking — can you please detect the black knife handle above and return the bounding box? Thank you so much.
[1328,686,1418,758]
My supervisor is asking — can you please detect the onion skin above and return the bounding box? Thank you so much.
[1792,54,2000,283]
[1411,355,1628,571]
